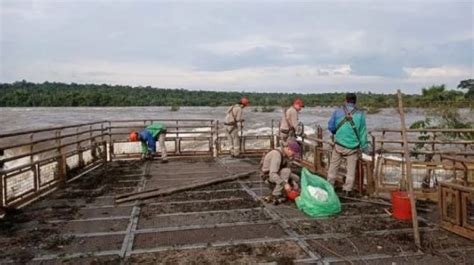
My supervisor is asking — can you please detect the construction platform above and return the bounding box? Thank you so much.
[1,158,473,264]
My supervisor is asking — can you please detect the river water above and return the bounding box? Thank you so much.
[0,107,430,134]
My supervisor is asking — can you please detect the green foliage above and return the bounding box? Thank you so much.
[457,79,474,100]
[0,80,472,108]
[170,105,180,112]
[410,90,473,154]
[260,106,275,112]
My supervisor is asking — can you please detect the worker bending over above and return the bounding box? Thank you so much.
[129,123,168,163]
[260,141,301,204]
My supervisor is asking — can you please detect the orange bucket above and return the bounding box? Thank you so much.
[391,191,412,221]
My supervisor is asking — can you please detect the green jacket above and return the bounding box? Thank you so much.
[139,123,167,154]
[328,104,368,151]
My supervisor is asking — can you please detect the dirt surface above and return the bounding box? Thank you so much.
[28,255,122,265]
[148,190,252,203]
[192,181,243,191]
[133,223,287,249]
[290,216,429,235]
[308,229,474,258]
[129,241,307,264]
[138,208,268,229]
[0,160,141,263]
[2,158,473,265]
[140,199,261,215]
[328,250,474,265]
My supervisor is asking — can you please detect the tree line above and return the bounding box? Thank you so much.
[0,80,472,108]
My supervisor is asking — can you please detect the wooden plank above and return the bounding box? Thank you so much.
[115,170,256,203]
[397,89,421,249]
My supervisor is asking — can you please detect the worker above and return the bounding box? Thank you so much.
[260,141,301,205]
[224,97,250,158]
[279,98,304,146]
[327,93,368,197]
[129,123,168,163]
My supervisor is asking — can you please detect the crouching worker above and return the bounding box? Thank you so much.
[260,141,301,205]
[129,123,168,163]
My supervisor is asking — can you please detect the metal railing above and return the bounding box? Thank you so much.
[1,119,473,210]
[438,156,474,240]
[107,119,215,159]
[0,121,108,208]
[369,128,474,200]
[215,120,275,156]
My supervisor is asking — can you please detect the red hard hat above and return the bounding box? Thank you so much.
[286,189,300,201]
[240,97,250,106]
[293,98,304,108]
[129,132,139,142]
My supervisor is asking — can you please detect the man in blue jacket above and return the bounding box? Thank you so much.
[327,93,368,197]
[129,123,167,162]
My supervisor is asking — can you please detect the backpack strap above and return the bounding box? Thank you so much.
[224,104,239,127]
[281,107,295,134]
[275,149,287,170]
[260,149,286,172]
[335,105,361,144]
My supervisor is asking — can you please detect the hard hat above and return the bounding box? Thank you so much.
[286,189,300,201]
[129,131,139,142]
[240,97,250,106]
[293,98,304,108]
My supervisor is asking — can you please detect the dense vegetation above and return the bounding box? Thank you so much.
[409,79,474,141]
[0,80,472,108]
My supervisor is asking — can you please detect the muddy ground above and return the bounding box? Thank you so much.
[129,241,306,264]
[1,159,473,264]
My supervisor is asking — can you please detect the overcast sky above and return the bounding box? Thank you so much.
[0,0,472,94]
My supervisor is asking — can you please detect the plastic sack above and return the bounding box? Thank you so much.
[307,186,328,202]
[296,168,341,217]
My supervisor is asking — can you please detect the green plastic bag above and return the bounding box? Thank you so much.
[296,168,341,217]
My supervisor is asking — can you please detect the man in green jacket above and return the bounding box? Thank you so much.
[327,93,368,196]
[129,123,167,162]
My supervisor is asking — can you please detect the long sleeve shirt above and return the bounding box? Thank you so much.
[328,103,368,150]
[261,149,288,180]
[139,123,166,153]
[280,106,299,131]
[224,104,243,126]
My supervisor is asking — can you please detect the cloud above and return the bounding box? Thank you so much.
[403,66,472,78]
[199,36,295,56]
[0,0,472,93]
[0,60,358,91]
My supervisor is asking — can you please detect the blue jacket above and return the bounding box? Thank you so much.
[328,103,368,151]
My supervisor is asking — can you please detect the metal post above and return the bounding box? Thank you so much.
[108,121,113,161]
[175,120,179,155]
[0,147,5,210]
[270,120,275,149]
[77,126,84,168]
[276,120,281,147]
[0,172,4,213]
[397,89,421,249]
[56,129,67,184]
[29,133,40,192]
[240,120,244,155]
[216,120,220,157]
[209,120,214,157]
